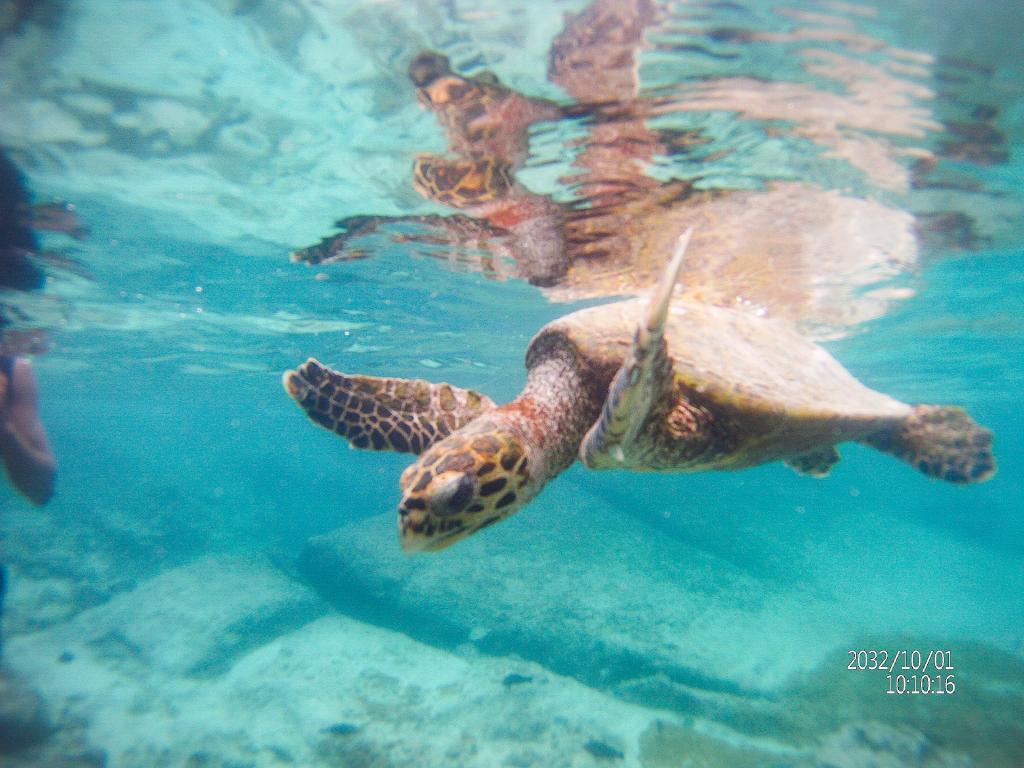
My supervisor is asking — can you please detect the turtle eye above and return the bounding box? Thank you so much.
[429,472,476,517]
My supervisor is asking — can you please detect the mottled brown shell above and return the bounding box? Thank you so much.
[528,298,911,469]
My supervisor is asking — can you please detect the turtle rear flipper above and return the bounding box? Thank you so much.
[785,445,841,478]
[861,405,996,483]
[580,229,692,469]
[283,359,496,454]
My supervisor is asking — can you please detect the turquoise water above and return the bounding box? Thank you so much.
[1,1,1022,766]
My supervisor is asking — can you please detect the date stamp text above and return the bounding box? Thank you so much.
[847,649,956,694]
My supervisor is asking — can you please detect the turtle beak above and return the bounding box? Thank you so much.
[399,524,430,553]
[397,501,429,553]
[397,506,464,554]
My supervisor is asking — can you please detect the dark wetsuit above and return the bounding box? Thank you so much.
[0,150,45,292]
[0,356,10,653]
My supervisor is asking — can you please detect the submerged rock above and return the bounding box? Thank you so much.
[0,667,105,767]
[3,558,656,766]
[638,719,782,767]
[51,553,327,678]
[813,722,973,768]
[298,484,848,709]
[0,665,51,753]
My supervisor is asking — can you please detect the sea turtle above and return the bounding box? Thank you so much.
[283,232,996,552]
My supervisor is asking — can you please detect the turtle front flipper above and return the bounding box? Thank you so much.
[283,359,496,454]
[291,213,505,267]
[580,229,692,469]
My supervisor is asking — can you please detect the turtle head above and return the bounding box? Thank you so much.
[408,51,453,90]
[413,154,513,208]
[397,426,533,553]
[409,51,491,112]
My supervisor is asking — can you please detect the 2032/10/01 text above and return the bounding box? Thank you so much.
[848,649,957,695]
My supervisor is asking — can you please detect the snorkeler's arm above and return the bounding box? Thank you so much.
[0,358,56,505]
